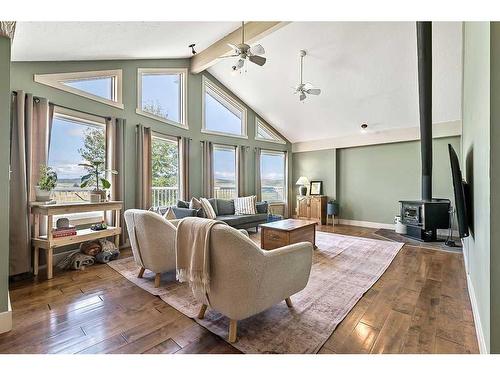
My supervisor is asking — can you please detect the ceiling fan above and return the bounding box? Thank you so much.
[294,50,321,101]
[220,21,267,72]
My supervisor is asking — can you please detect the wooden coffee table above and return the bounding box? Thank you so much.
[260,219,317,250]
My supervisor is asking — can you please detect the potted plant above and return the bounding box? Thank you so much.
[35,165,57,202]
[79,160,117,202]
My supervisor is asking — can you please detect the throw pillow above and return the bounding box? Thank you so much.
[234,196,257,215]
[188,197,204,217]
[200,198,217,219]
[163,207,177,220]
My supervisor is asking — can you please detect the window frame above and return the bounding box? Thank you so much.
[49,107,108,224]
[150,131,182,207]
[201,76,248,139]
[255,117,286,144]
[136,68,188,129]
[212,143,239,199]
[260,149,288,204]
[34,70,123,109]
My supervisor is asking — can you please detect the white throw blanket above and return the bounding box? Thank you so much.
[175,217,227,304]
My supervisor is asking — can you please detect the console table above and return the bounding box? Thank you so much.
[30,201,123,279]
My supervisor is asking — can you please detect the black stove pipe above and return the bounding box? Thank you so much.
[416,21,433,202]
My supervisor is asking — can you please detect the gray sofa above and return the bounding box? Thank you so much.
[154,198,269,231]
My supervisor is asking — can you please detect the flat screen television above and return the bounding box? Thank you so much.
[448,144,469,238]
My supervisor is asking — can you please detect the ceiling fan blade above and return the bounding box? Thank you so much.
[299,92,306,101]
[250,44,265,56]
[249,55,266,66]
[306,88,321,95]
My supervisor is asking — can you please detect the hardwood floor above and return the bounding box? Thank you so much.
[0,224,478,354]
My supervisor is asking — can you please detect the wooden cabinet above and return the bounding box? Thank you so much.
[296,195,327,224]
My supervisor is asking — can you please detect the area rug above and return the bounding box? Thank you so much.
[108,231,403,353]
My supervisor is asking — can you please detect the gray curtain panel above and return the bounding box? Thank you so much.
[238,145,247,197]
[254,147,262,201]
[106,117,126,245]
[202,140,214,198]
[179,136,190,201]
[136,124,152,210]
[9,92,53,275]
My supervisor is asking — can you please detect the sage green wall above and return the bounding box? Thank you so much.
[336,137,460,224]
[292,149,336,211]
[10,59,291,224]
[0,37,11,313]
[291,137,459,225]
[489,22,500,354]
[462,21,491,352]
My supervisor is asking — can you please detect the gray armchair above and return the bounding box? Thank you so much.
[124,209,177,288]
[196,224,313,343]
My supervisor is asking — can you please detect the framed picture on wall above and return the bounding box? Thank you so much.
[309,181,323,195]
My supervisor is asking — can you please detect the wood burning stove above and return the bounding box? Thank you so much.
[399,199,450,242]
[399,22,451,242]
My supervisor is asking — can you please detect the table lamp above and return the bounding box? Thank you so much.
[296,176,309,196]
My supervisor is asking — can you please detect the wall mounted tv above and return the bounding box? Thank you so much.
[448,144,470,238]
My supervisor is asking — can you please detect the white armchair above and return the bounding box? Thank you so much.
[197,224,313,342]
[124,209,177,287]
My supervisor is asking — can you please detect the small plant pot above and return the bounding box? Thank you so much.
[90,190,107,203]
[327,202,339,216]
[90,194,101,203]
[35,186,52,202]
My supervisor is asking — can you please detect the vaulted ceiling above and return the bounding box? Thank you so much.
[208,22,463,143]
[11,21,463,144]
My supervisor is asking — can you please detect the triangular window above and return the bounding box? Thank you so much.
[255,118,285,144]
[34,70,123,108]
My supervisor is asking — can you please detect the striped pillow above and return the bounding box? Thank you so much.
[200,198,217,219]
[234,196,257,215]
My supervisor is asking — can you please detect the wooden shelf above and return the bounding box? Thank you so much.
[30,200,123,280]
[30,201,123,215]
[32,226,121,249]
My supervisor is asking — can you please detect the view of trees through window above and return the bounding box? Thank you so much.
[140,72,181,123]
[151,136,179,208]
[213,145,237,199]
[48,115,106,203]
[260,150,286,202]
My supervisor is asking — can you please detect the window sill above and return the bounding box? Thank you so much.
[201,129,248,139]
[255,136,286,145]
[136,109,188,130]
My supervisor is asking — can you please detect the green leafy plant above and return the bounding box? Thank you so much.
[38,165,58,191]
[78,160,117,191]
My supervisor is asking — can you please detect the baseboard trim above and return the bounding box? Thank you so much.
[338,219,395,230]
[463,260,488,353]
[0,293,12,334]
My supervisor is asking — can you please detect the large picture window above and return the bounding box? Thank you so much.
[137,68,187,128]
[213,144,237,199]
[151,134,180,208]
[202,77,247,138]
[48,110,106,203]
[260,150,287,203]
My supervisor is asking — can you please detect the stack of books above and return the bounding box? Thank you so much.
[52,226,77,238]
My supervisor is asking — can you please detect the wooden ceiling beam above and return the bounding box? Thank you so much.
[190,21,288,74]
